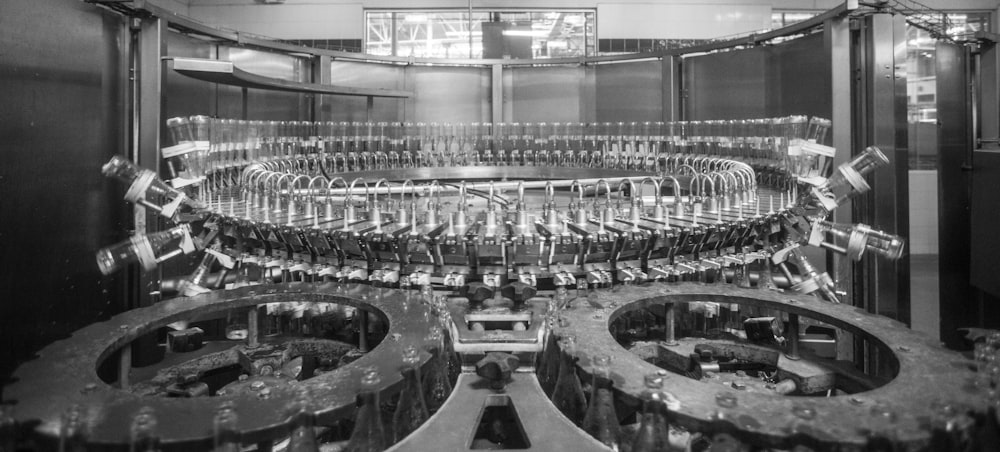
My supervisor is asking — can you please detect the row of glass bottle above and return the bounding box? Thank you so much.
[164,115,831,185]
[539,333,691,452]
[49,321,459,452]
[168,117,826,145]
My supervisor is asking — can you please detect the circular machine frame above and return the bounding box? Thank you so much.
[552,283,989,450]
[4,283,439,449]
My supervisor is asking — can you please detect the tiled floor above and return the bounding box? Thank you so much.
[910,254,940,339]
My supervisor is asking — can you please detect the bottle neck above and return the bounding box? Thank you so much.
[356,390,380,411]
[131,437,161,452]
[591,374,615,394]
[401,366,422,389]
[212,433,241,452]
[558,349,577,373]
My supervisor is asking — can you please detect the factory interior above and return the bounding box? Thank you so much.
[4,0,1000,450]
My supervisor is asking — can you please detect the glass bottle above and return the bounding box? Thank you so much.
[58,404,87,452]
[101,155,187,203]
[392,346,429,443]
[212,402,240,452]
[733,256,752,289]
[129,406,160,452]
[344,368,387,452]
[287,389,318,452]
[550,336,587,426]
[439,312,462,384]
[0,405,14,452]
[538,328,561,396]
[581,355,621,450]
[813,221,905,261]
[758,257,779,291]
[631,375,669,452]
[423,326,453,413]
[96,224,192,274]
[821,146,889,206]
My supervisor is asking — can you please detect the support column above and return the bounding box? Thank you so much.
[825,15,856,362]
[491,64,503,130]
[661,55,681,122]
[854,13,910,325]
[132,16,167,366]
[937,42,975,348]
[313,55,331,122]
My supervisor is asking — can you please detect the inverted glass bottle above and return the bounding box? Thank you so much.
[212,402,240,452]
[392,346,429,443]
[422,326,453,413]
[344,369,388,452]
[550,335,587,426]
[631,374,670,452]
[581,355,622,450]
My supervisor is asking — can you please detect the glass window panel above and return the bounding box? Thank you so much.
[945,12,990,39]
[906,25,938,170]
[366,11,393,56]
[771,13,785,30]
[366,9,593,59]
[783,13,817,25]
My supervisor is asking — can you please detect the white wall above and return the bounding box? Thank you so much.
[181,0,1000,41]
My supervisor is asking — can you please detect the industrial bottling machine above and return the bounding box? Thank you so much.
[3,116,997,452]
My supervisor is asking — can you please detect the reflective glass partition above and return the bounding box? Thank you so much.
[366,10,595,59]
[905,12,991,170]
[770,10,820,30]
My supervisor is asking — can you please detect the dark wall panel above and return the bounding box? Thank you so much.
[683,32,831,121]
[766,33,832,119]
[227,47,310,121]
[683,48,767,119]
[165,32,218,120]
[595,60,663,123]
[327,61,404,122]
[408,66,490,123]
[0,0,127,380]
[508,66,588,123]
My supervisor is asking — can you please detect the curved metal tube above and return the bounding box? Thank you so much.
[594,179,612,208]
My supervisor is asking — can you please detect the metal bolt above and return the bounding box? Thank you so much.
[792,405,816,420]
[715,392,738,408]
[250,381,265,391]
[870,406,896,422]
